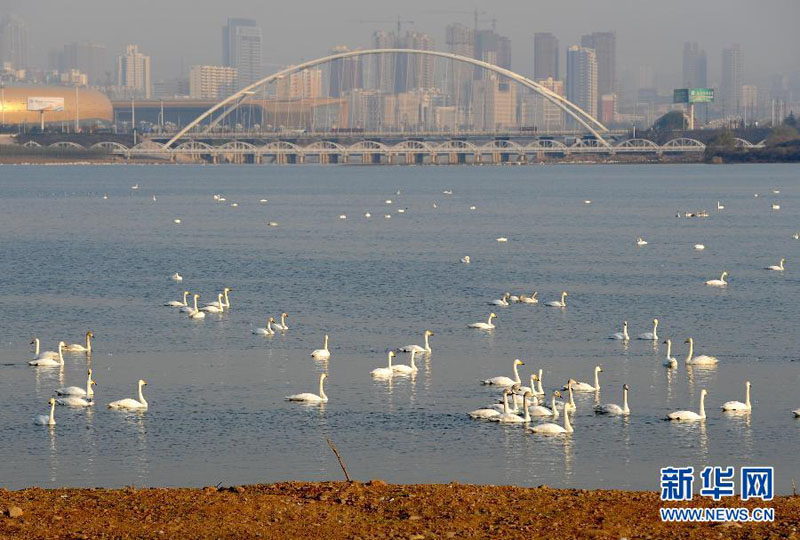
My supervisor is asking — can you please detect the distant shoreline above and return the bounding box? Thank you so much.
[0,482,790,539]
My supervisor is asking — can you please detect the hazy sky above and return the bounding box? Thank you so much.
[5,0,799,87]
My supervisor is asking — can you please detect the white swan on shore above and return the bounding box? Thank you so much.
[468,313,497,330]
[399,330,433,354]
[108,379,148,410]
[638,318,659,340]
[371,351,395,378]
[595,384,630,415]
[610,321,629,340]
[663,339,677,368]
[64,331,94,353]
[286,373,328,403]
[311,335,330,360]
[481,359,523,387]
[684,337,718,366]
[705,271,728,287]
[722,381,751,412]
[34,399,56,426]
[545,291,568,307]
[667,389,706,421]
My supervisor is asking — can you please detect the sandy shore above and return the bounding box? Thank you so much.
[0,482,794,539]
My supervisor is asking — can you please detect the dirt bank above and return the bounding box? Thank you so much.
[0,482,795,539]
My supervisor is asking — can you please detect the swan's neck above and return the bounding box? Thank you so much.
[653,321,658,339]
[568,386,575,407]
[267,321,274,334]
[57,347,64,364]
[699,392,706,418]
[665,340,672,358]
[86,376,93,397]
[745,384,750,407]
[49,401,55,424]
[34,339,40,356]
[502,392,509,414]
[623,325,629,340]
[551,394,557,413]
[387,353,393,368]
[319,376,327,400]
[622,388,629,413]
[522,395,530,422]
[561,292,567,305]
[564,406,572,432]
[686,340,694,362]
[138,384,147,407]
[594,369,600,390]
[281,313,287,327]
[85,333,92,350]
[410,352,416,369]
[779,260,784,270]
[218,295,224,311]
[423,333,430,351]
[183,292,189,306]
[223,289,230,306]
[536,370,544,394]
[486,315,493,325]
[720,273,726,282]
[193,296,199,311]
[323,335,329,351]
[512,362,521,384]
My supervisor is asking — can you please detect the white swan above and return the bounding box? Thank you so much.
[663,339,677,368]
[165,291,190,308]
[529,391,561,417]
[187,294,206,319]
[684,337,718,366]
[30,338,60,360]
[205,287,232,309]
[766,258,785,272]
[595,384,630,415]
[171,272,183,281]
[520,292,538,304]
[705,271,728,287]
[562,381,577,412]
[481,359,523,387]
[392,350,418,374]
[667,389,706,421]
[491,293,511,306]
[34,399,56,426]
[610,321,629,340]
[545,291,568,307]
[253,317,276,336]
[311,335,330,360]
[529,401,573,435]
[722,381,751,412]
[272,312,289,331]
[108,379,148,410]
[55,394,94,407]
[468,313,497,330]
[638,318,659,340]
[636,237,648,246]
[399,330,434,354]
[200,294,226,313]
[56,369,95,398]
[694,244,705,250]
[717,201,724,210]
[565,366,602,392]
[491,391,532,424]
[534,369,545,396]
[29,342,65,367]
[63,331,94,353]
[371,351,395,378]
[468,395,503,419]
[286,373,328,403]
[460,256,471,264]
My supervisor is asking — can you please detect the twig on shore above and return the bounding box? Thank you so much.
[326,438,351,483]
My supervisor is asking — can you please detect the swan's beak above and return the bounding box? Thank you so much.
[684,339,690,344]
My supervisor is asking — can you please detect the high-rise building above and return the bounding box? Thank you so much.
[580,32,615,112]
[371,30,396,93]
[189,65,238,99]
[445,23,475,103]
[276,68,322,99]
[471,75,517,130]
[328,46,363,98]
[222,18,263,88]
[0,14,29,70]
[720,44,742,116]
[682,42,707,88]
[57,42,108,86]
[116,45,151,99]
[474,29,511,72]
[741,84,758,124]
[402,32,435,91]
[521,78,564,131]
[533,33,559,81]
[566,45,598,123]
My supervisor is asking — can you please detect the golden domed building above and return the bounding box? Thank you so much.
[0,86,113,128]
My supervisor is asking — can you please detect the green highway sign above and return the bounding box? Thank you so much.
[674,88,714,104]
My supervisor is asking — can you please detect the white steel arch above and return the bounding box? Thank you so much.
[166,49,610,148]
[90,141,129,152]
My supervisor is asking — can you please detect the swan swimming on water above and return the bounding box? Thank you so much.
[171,273,183,281]
[200,294,226,314]
[565,366,602,392]
[529,391,561,417]
[392,350,418,375]
[491,293,511,307]
[705,271,728,287]
[187,295,206,319]
[766,258,785,272]
[205,288,232,309]
[468,313,497,330]
[108,379,148,410]
[286,373,328,403]
[636,237,648,246]
[56,369,96,398]
[460,255,471,264]
[399,330,434,354]
[64,331,94,353]
[663,339,677,368]
[722,381,751,412]
[371,351,395,378]
[610,321,629,340]
[667,389,706,421]
[34,399,56,426]
[253,317,276,336]
[520,292,538,304]
[481,359,523,387]
[529,400,573,435]
[30,338,60,360]
[595,384,630,415]
[545,291,568,307]
[491,390,532,424]
[29,342,65,367]
[684,337,718,366]
[638,318,659,340]
[165,291,190,308]
[311,335,331,360]
[272,312,289,331]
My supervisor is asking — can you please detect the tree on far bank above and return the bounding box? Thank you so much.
[652,111,686,132]
[767,125,800,146]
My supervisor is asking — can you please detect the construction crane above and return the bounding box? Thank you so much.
[351,15,414,36]
[427,8,487,31]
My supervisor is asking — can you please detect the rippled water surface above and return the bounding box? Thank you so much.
[0,163,798,491]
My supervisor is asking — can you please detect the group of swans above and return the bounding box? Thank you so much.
[610,319,658,341]
[29,332,95,367]
[371,350,419,378]
[253,313,289,336]
[166,288,232,319]
[54,369,97,408]
[666,382,752,422]
[661,337,718,368]
[36,378,148,424]
[490,292,539,306]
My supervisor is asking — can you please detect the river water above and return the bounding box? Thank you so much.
[0,163,797,491]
